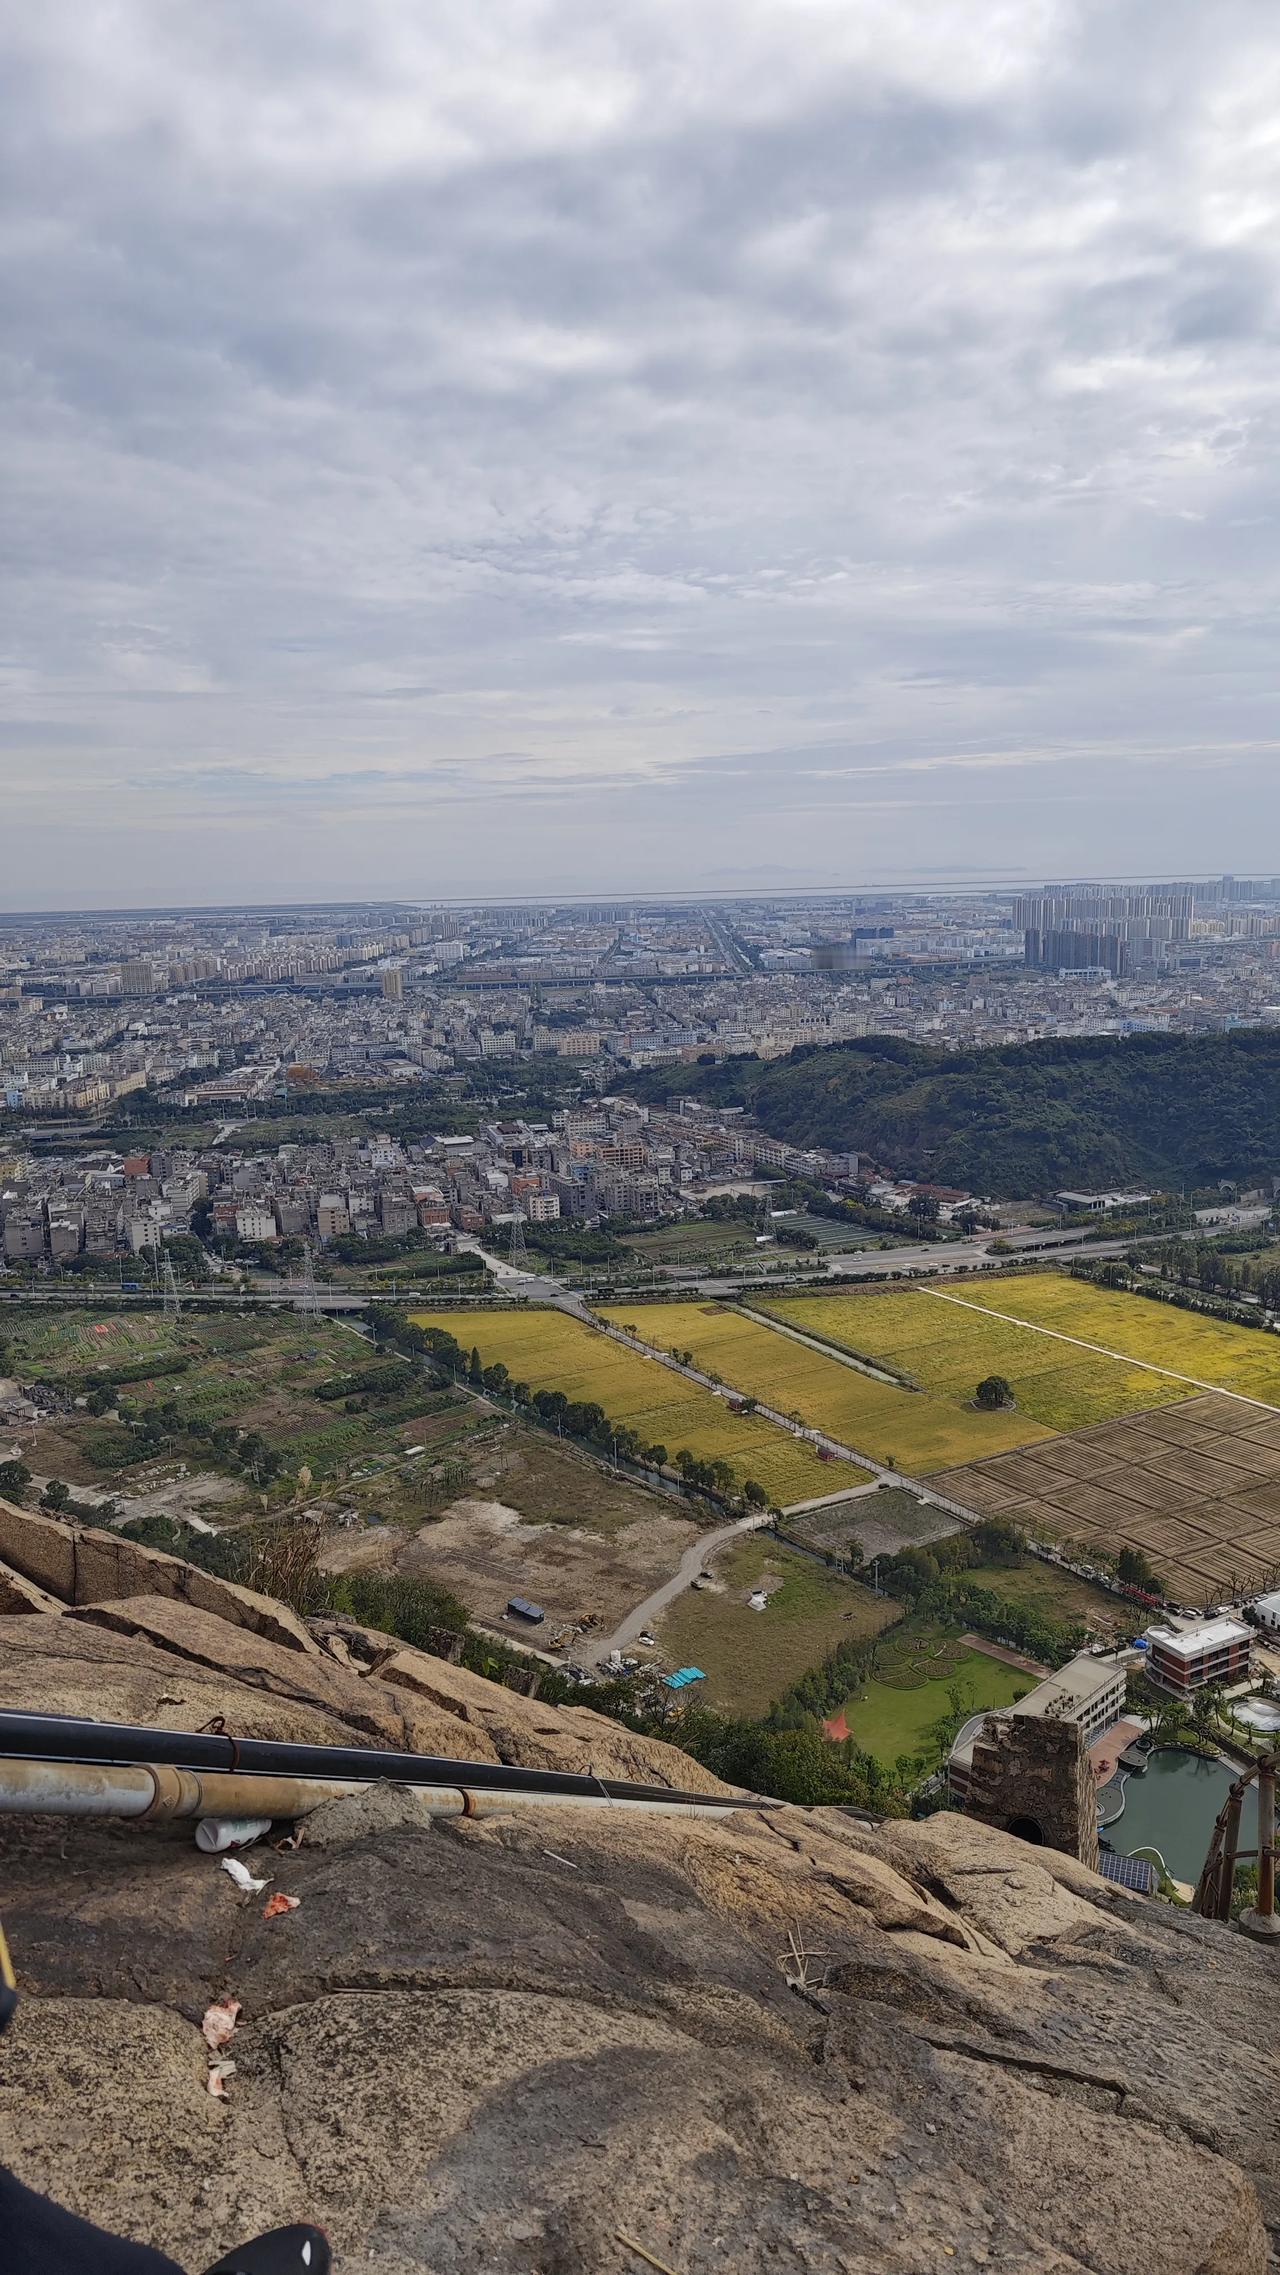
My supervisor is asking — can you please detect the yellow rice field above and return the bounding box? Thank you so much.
[414,1308,835,1505]
[953,1273,1280,1408]
[760,1285,1193,1435]
[601,1301,1052,1473]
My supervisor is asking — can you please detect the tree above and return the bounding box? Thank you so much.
[974,1375,1014,1411]
[844,1539,864,1573]
[40,1479,70,1513]
[0,1459,31,1500]
[742,1479,769,1510]
[1117,1545,1162,1595]
[468,1346,484,1387]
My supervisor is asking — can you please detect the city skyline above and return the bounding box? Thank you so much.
[6,2,1280,903]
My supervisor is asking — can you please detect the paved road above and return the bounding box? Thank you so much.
[700,903,753,978]
[578,1509,769,1667]
[570,1232,1141,1298]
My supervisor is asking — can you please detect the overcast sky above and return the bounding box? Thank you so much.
[4,2,1280,909]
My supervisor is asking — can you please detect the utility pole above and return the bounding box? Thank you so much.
[508,1212,529,1270]
[295,1241,321,1318]
[162,1253,183,1320]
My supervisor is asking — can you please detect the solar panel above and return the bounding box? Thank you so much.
[1098,1848,1158,1895]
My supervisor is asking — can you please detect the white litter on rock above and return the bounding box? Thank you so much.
[220,1855,270,1894]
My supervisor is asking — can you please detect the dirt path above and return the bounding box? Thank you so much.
[919,1286,1280,1415]
[578,1511,767,1668]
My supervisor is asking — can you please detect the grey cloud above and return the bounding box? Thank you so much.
[4,0,1280,903]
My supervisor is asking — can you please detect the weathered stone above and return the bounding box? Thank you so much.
[963,1709,1100,1867]
[64,1596,493,1756]
[0,1562,1276,2274]
[0,1498,75,1599]
[0,1495,317,1653]
[0,1559,64,1615]
[0,1780,1273,2275]
[376,1640,726,1790]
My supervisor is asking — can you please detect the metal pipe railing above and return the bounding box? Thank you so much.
[0,1757,748,1826]
[0,1709,769,1815]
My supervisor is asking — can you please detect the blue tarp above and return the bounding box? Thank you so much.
[665,1666,706,1690]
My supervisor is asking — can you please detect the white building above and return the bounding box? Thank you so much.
[235,1204,278,1244]
[949,1652,1129,1800]
[1144,1617,1254,1698]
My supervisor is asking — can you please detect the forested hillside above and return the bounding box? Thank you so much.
[624,1032,1280,1197]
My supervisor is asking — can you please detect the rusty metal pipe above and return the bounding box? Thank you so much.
[0,1757,746,1826]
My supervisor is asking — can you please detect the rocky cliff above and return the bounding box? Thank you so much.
[0,1504,1276,2273]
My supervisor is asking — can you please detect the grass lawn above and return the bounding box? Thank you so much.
[761,1286,1192,1435]
[415,1308,835,1506]
[603,1300,1049,1473]
[656,1536,898,1718]
[962,1558,1129,1636]
[840,1632,1032,1771]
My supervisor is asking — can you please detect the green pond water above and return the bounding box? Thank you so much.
[1100,1749,1259,1886]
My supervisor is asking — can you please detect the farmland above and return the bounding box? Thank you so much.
[620,1220,759,1265]
[758,1286,1190,1435]
[601,1300,1050,1472]
[956,1272,1280,1405]
[413,1308,836,1505]
[931,1391,1280,1606]
[0,1308,490,1513]
[654,1535,897,1717]
[782,1484,963,1565]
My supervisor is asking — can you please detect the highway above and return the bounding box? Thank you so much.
[700,903,753,977]
[0,1232,1141,1314]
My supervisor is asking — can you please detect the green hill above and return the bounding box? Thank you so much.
[624,1031,1280,1198]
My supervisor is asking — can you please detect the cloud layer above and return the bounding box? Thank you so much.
[4,0,1280,904]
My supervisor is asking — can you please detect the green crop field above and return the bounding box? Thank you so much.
[414,1308,836,1504]
[6,1312,184,1372]
[601,1300,1051,1473]
[2,1308,474,1494]
[621,1221,757,1263]
[759,1286,1193,1435]
[956,1273,1280,1406]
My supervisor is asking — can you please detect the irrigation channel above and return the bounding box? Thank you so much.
[1099,1748,1260,1887]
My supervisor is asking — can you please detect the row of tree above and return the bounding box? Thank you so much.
[371,1310,773,1513]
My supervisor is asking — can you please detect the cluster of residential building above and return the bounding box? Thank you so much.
[4,882,1280,1128]
[0,1094,866,1267]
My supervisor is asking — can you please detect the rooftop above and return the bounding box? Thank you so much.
[1146,1617,1253,1658]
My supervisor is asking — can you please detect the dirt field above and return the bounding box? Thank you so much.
[320,1431,702,1642]
[783,1485,963,1563]
[930,1390,1280,1605]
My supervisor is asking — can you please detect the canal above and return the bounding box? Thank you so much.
[1100,1748,1259,1888]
